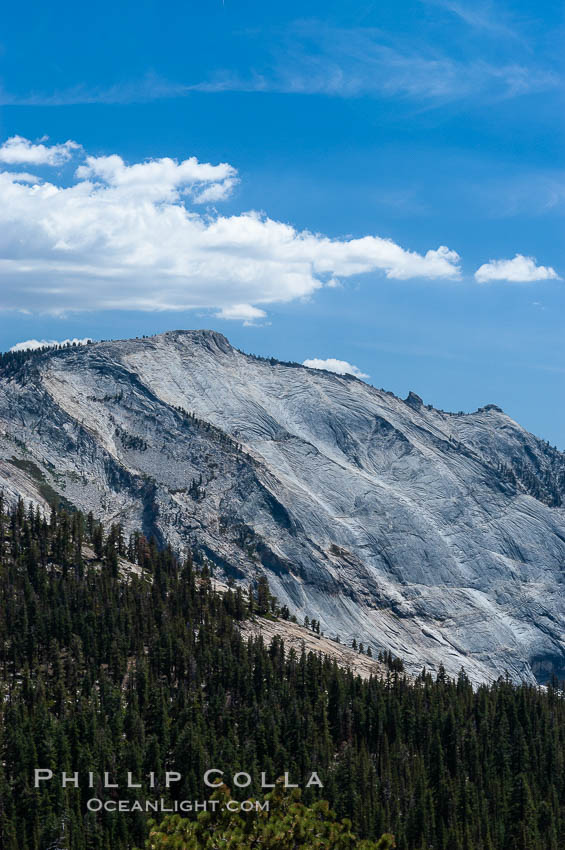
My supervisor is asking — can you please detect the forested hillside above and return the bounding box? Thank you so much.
[0,499,564,849]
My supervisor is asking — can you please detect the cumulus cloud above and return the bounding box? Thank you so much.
[303,358,369,379]
[215,304,268,324]
[75,153,237,203]
[474,254,560,283]
[0,136,461,319]
[0,135,81,166]
[9,337,92,352]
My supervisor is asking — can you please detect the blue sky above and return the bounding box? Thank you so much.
[1,0,564,445]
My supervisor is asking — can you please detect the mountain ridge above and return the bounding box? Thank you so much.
[1,328,564,684]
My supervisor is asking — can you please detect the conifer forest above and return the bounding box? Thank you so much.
[0,499,564,849]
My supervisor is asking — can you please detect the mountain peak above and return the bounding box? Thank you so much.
[1,326,564,684]
[157,328,233,351]
[404,390,424,409]
[477,403,504,414]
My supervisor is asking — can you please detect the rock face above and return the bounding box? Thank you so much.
[239,616,390,681]
[1,329,564,684]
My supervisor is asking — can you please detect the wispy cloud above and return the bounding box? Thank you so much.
[474,170,565,218]
[0,22,558,108]
[423,0,525,41]
[0,74,189,107]
[271,21,556,101]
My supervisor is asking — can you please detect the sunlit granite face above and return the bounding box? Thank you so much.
[1,329,564,684]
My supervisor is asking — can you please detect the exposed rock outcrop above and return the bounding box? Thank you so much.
[1,330,564,684]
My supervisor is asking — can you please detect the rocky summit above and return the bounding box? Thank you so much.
[1,329,564,684]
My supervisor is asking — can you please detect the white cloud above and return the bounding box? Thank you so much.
[303,358,369,379]
[9,337,92,352]
[0,135,81,166]
[75,153,237,203]
[215,304,268,324]
[0,136,461,319]
[474,254,559,283]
